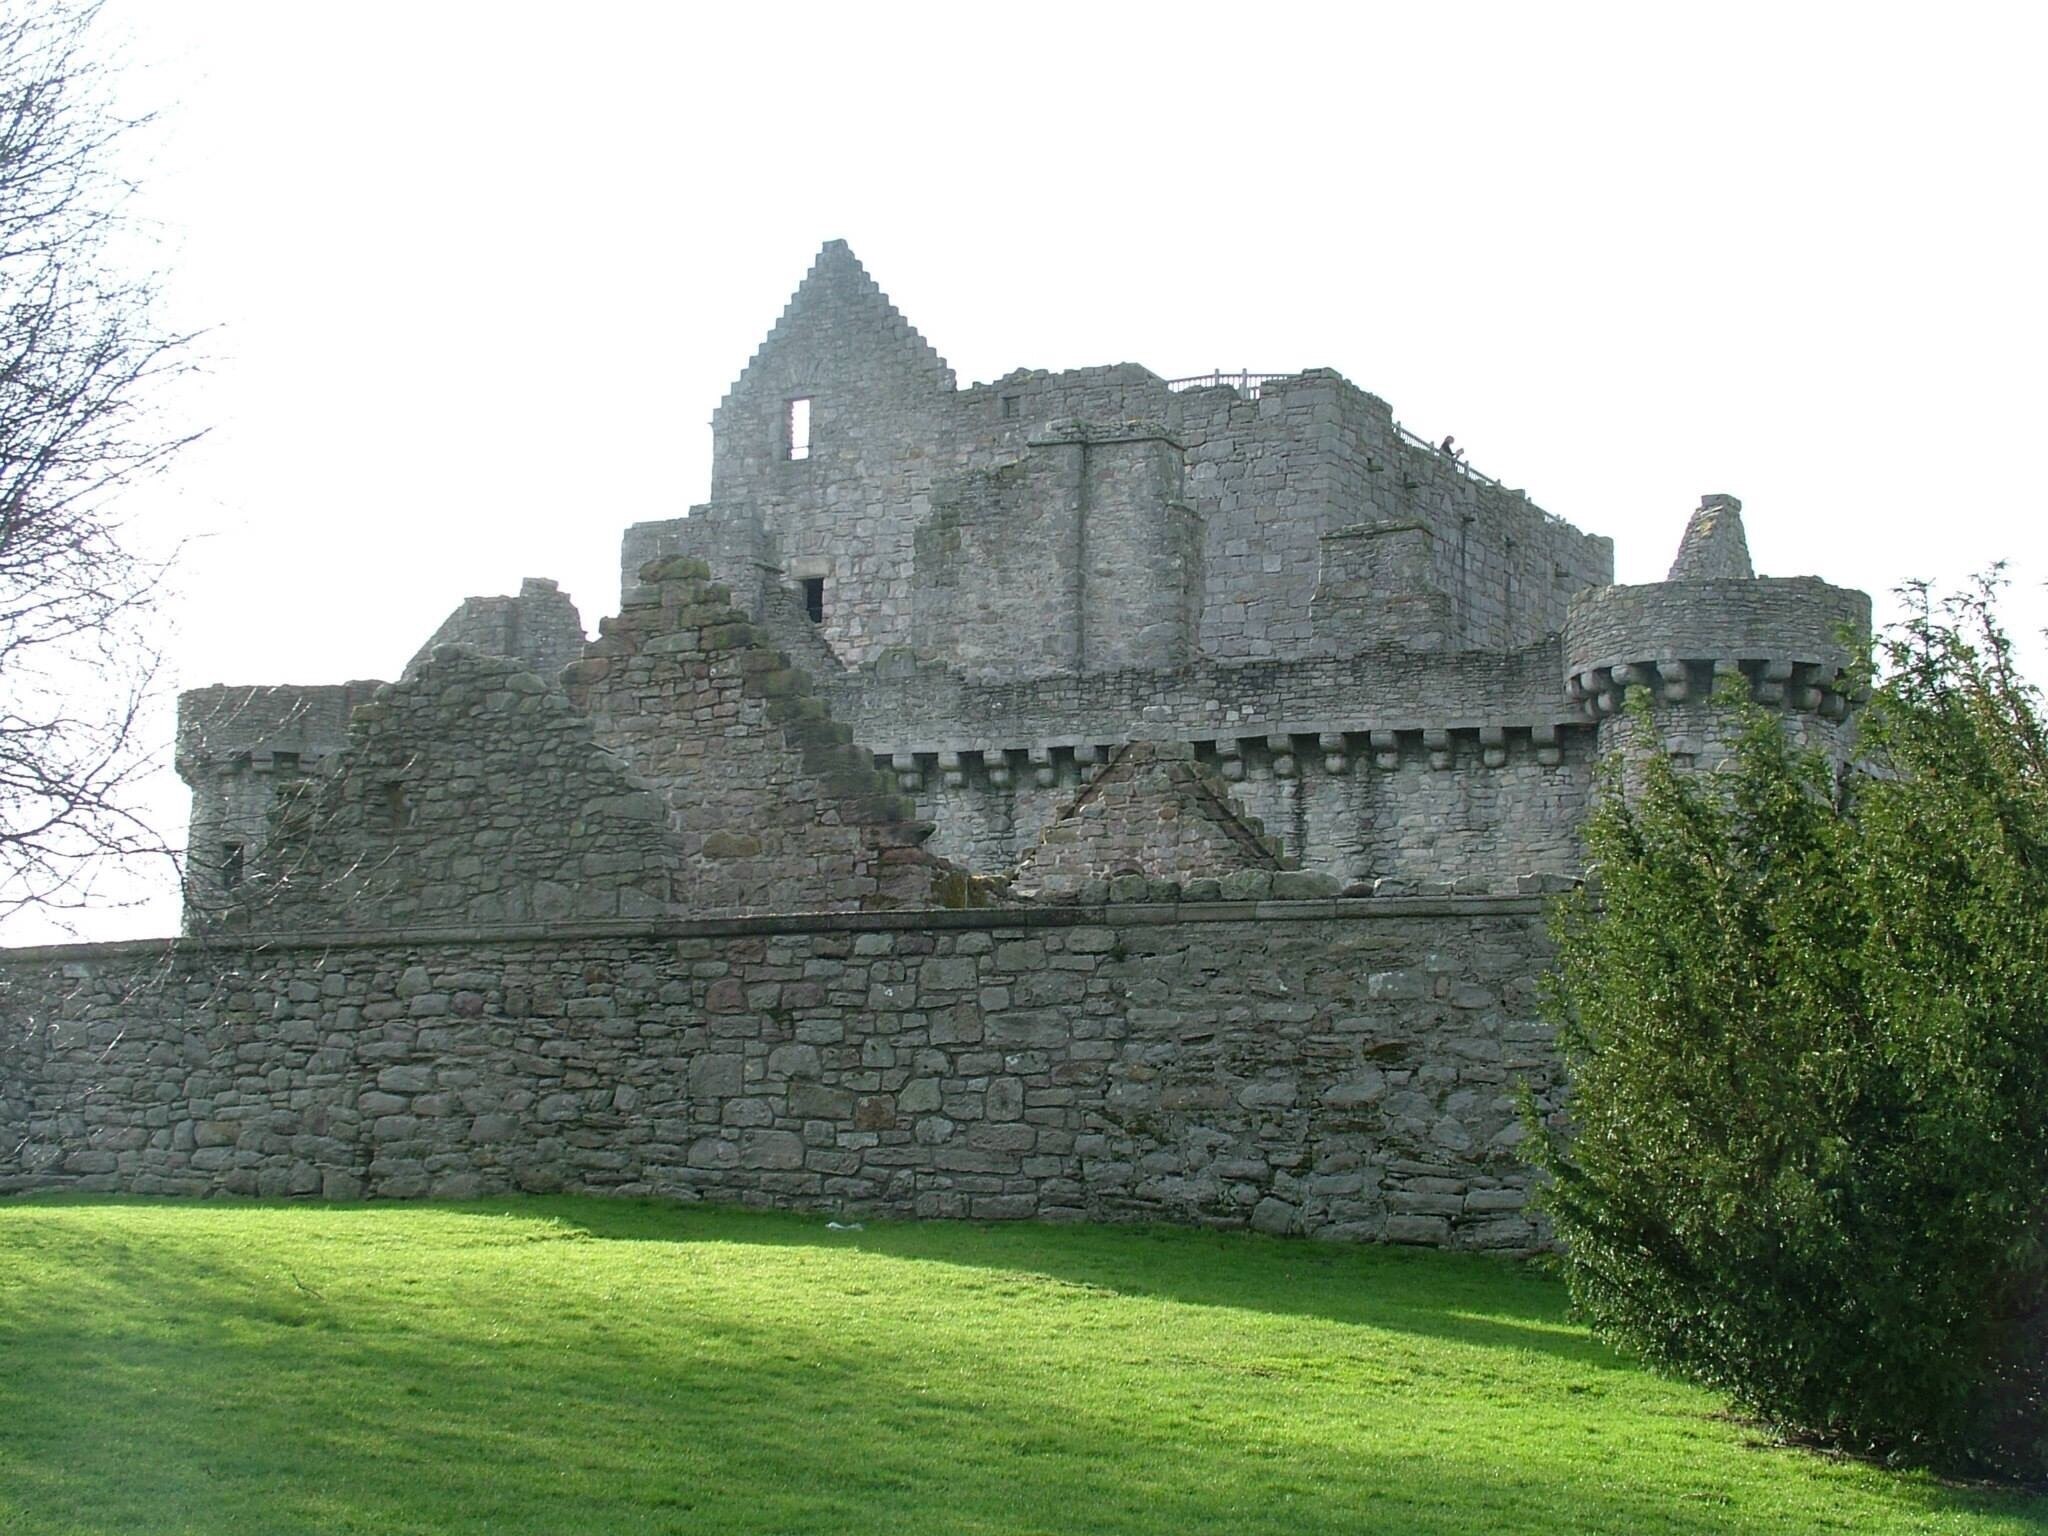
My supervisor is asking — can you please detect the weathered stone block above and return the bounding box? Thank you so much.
[789,1083,855,1119]
[689,1055,743,1098]
[740,1130,806,1170]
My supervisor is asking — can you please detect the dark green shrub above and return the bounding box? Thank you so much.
[1534,582,2048,1481]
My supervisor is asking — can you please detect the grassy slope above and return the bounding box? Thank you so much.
[0,1198,2040,1536]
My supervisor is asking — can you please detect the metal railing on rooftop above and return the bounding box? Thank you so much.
[1393,423,1516,495]
[1164,370,1293,399]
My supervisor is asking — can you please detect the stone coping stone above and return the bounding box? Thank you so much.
[1,895,1554,963]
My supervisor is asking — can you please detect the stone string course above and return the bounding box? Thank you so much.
[0,901,1558,1251]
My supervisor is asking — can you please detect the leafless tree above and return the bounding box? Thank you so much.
[0,0,200,923]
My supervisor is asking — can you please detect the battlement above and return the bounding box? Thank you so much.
[175,680,384,778]
[1564,496,1869,721]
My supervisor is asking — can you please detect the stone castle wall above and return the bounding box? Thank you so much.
[898,727,1594,887]
[0,897,1557,1251]
[641,244,1614,682]
[403,576,586,681]
[217,647,681,932]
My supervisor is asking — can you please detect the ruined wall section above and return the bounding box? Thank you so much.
[176,681,385,925]
[1011,741,1281,896]
[0,898,1561,1251]
[217,648,678,932]
[403,577,587,681]
[708,241,956,666]
[567,558,965,914]
[618,504,775,624]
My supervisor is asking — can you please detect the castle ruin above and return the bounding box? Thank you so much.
[0,244,1870,1248]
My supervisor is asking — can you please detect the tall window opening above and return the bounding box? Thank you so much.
[802,576,825,624]
[219,841,244,890]
[786,396,813,461]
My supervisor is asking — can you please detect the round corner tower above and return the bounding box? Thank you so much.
[1563,495,1872,773]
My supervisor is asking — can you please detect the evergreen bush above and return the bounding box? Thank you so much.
[1534,580,2048,1481]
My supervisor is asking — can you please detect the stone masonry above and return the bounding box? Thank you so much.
[220,646,680,931]
[618,243,1868,884]
[1011,741,1284,899]
[0,899,1557,1251]
[0,242,1876,1249]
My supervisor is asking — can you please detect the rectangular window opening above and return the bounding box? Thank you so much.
[786,396,812,461]
[272,750,299,775]
[1000,394,1020,420]
[219,841,244,890]
[380,781,412,831]
[802,576,825,624]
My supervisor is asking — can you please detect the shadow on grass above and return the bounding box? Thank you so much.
[508,1194,1617,1368]
[3,1194,2042,1536]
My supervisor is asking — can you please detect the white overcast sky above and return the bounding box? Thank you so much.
[26,0,2048,942]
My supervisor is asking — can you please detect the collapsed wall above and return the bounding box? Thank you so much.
[565,557,970,913]
[0,896,1558,1251]
[403,576,587,681]
[220,646,680,930]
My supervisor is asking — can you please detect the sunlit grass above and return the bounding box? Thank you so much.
[0,1197,2040,1535]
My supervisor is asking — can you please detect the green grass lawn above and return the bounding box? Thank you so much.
[0,1198,2040,1535]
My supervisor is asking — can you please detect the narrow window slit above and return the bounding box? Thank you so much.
[802,577,825,624]
[786,397,812,461]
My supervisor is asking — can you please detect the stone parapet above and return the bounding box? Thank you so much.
[1563,576,1870,719]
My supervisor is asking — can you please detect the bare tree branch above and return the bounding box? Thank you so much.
[0,0,202,925]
